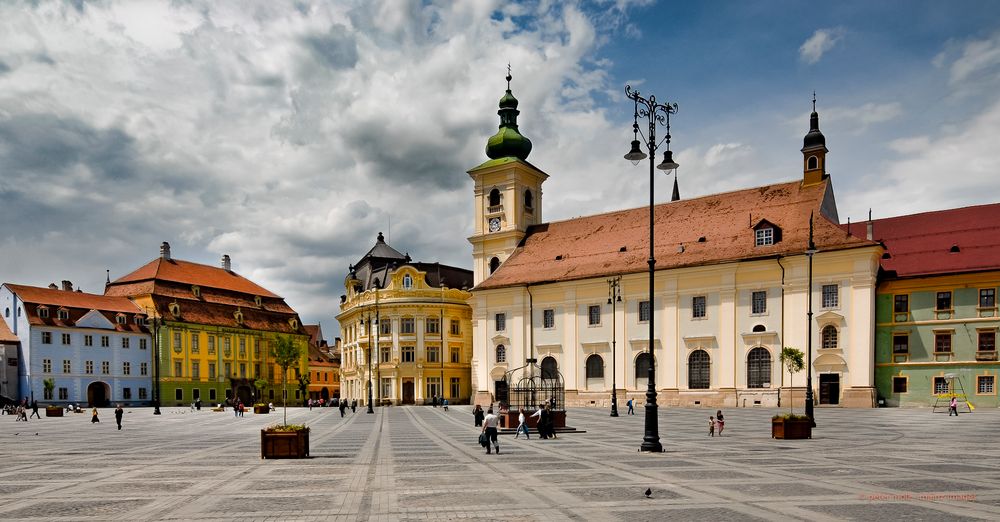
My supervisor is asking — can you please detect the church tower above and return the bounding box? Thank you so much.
[802,94,829,187]
[468,72,549,286]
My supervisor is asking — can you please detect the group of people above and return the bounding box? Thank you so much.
[338,399,357,416]
[5,398,39,421]
[708,410,725,436]
[430,395,449,411]
[474,401,559,454]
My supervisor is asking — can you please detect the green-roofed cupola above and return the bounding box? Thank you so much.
[486,72,532,160]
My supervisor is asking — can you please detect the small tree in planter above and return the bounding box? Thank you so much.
[253,378,270,413]
[43,378,63,417]
[297,374,310,406]
[773,347,810,439]
[261,335,309,458]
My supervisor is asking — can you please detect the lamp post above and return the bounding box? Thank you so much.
[624,85,679,452]
[363,308,375,414]
[146,307,162,415]
[805,211,817,426]
[607,276,622,417]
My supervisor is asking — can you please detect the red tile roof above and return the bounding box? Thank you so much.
[842,202,1000,278]
[477,179,877,290]
[110,258,279,298]
[149,295,302,334]
[5,284,143,313]
[0,318,18,343]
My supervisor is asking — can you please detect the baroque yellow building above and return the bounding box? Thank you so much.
[337,233,474,405]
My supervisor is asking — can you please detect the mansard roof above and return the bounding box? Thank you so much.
[3,284,147,333]
[476,179,877,290]
[109,257,279,298]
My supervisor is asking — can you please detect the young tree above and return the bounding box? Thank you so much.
[253,378,268,405]
[43,378,55,403]
[780,347,805,415]
[272,335,302,425]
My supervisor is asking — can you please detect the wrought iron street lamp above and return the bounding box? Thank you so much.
[624,85,679,452]
[362,309,375,414]
[607,276,622,417]
[145,307,162,415]
[805,212,817,426]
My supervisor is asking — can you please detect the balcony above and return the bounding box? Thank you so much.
[487,204,503,215]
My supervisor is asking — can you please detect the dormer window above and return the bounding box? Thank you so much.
[168,302,180,317]
[254,296,262,307]
[116,314,127,325]
[192,285,201,298]
[752,219,781,247]
[38,306,49,318]
[135,315,145,325]
[289,318,299,330]
[234,310,243,324]
[55,308,69,320]
[402,274,413,289]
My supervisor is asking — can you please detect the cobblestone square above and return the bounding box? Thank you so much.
[1,405,998,520]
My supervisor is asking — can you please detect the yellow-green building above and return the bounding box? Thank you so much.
[337,233,474,405]
[105,242,309,407]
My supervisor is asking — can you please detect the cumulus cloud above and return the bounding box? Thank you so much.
[799,27,845,64]
[0,0,637,338]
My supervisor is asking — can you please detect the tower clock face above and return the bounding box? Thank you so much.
[489,217,501,232]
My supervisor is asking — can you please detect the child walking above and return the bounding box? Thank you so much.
[708,416,715,437]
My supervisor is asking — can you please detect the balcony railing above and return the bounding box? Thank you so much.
[487,204,503,214]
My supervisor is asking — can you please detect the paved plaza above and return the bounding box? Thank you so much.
[1,404,999,521]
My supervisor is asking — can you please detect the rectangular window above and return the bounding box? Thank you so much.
[84,335,93,347]
[42,331,52,344]
[175,388,183,401]
[426,317,440,334]
[239,363,246,378]
[894,295,908,314]
[102,361,110,374]
[174,361,182,377]
[254,339,260,358]
[381,378,391,398]
[191,361,200,379]
[85,360,94,374]
[451,377,460,399]
[588,304,601,326]
[173,331,182,351]
[380,320,392,335]
[61,333,71,345]
[822,284,839,308]
[400,318,415,334]
[225,362,232,377]
[223,337,231,355]
[44,387,53,400]
[208,336,216,354]
[208,363,216,379]
[191,333,199,353]
[101,335,110,347]
[751,291,767,314]
[401,346,415,362]
[755,228,774,246]
[451,347,460,363]
[380,346,390,363]
[139,387,148,400]
[239,337,246,357]
[543,309,555,328]
[62,360,71,373]
[450,319,460,336]
[140,362,148,376]
[58,387,68,400]
[6,358,14,367]
[427,345,439,363]
[209,389,216,401]
[254,363,260,378]
[933,377,949,395]
[892,376,907,393]
[123,387,132,400]
[934,333,952,353]
[123,361,131,375]
[980,331,996,352]
[139,339,147,350]
[39,307,49,318]
[981,288,996,308]
[426,377,441,400]
[192,389,200,400]
[892,335,909,354]
[122,337,130,349]
[42,358,52,373]
[495,313,506,331]
[936,291,952,311]
[978,375,995,394]
[691,297,705,319]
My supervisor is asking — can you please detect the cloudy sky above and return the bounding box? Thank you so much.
[3,1,1000,340]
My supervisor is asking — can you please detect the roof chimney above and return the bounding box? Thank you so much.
[48,283,58,290]
[61,280,73,292]
[866,222,873,241]
[222,254,231,271]
[160,241,171,260]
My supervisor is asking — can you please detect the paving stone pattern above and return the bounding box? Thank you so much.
[1,405,999,520]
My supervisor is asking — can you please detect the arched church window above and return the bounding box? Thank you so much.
[688,350,710,389]
[403,274,413,289]
[541,356,558,380]
[822,325,838,349]
[807,155,818,170]
[496,345,506,363]
[488,188,501,207]
[524,189,534,209]
[490,257,500,274]
[747,347,771,388]
[585,354,604,379]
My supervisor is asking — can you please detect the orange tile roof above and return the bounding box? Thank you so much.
[149,296,303,334]
[0,318,18,343]
[476,179,876,290]
[5,284,143,313]
[110,258,279,298]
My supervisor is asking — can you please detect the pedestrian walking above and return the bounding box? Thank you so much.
[432,394,438,408]
[15,405,26,421]
[530,404,544,438]
[91,407,100,423]
[545,403,557,439]
[308,399,313,411]
[473,404,484,427]
[442,398,449,411]
[339,400,346,417]
[949,396,959,416]
[482,408,500,454]
[708,416,715,437]
[626,398,634,415]
[29,400,40,419]
[515,408,530,439]
[115,404,124,430]
[716,410,725,436]
[351,399,357,413]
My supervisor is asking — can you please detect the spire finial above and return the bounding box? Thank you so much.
[812,91,817,112]
[506,63,512,89]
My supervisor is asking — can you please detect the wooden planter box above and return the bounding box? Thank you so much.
[254,405,270,414]
[261,429,310,459]
[772,417,812,439]
[45,407,63,417]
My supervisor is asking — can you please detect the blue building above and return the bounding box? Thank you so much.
[1,282,152,406]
